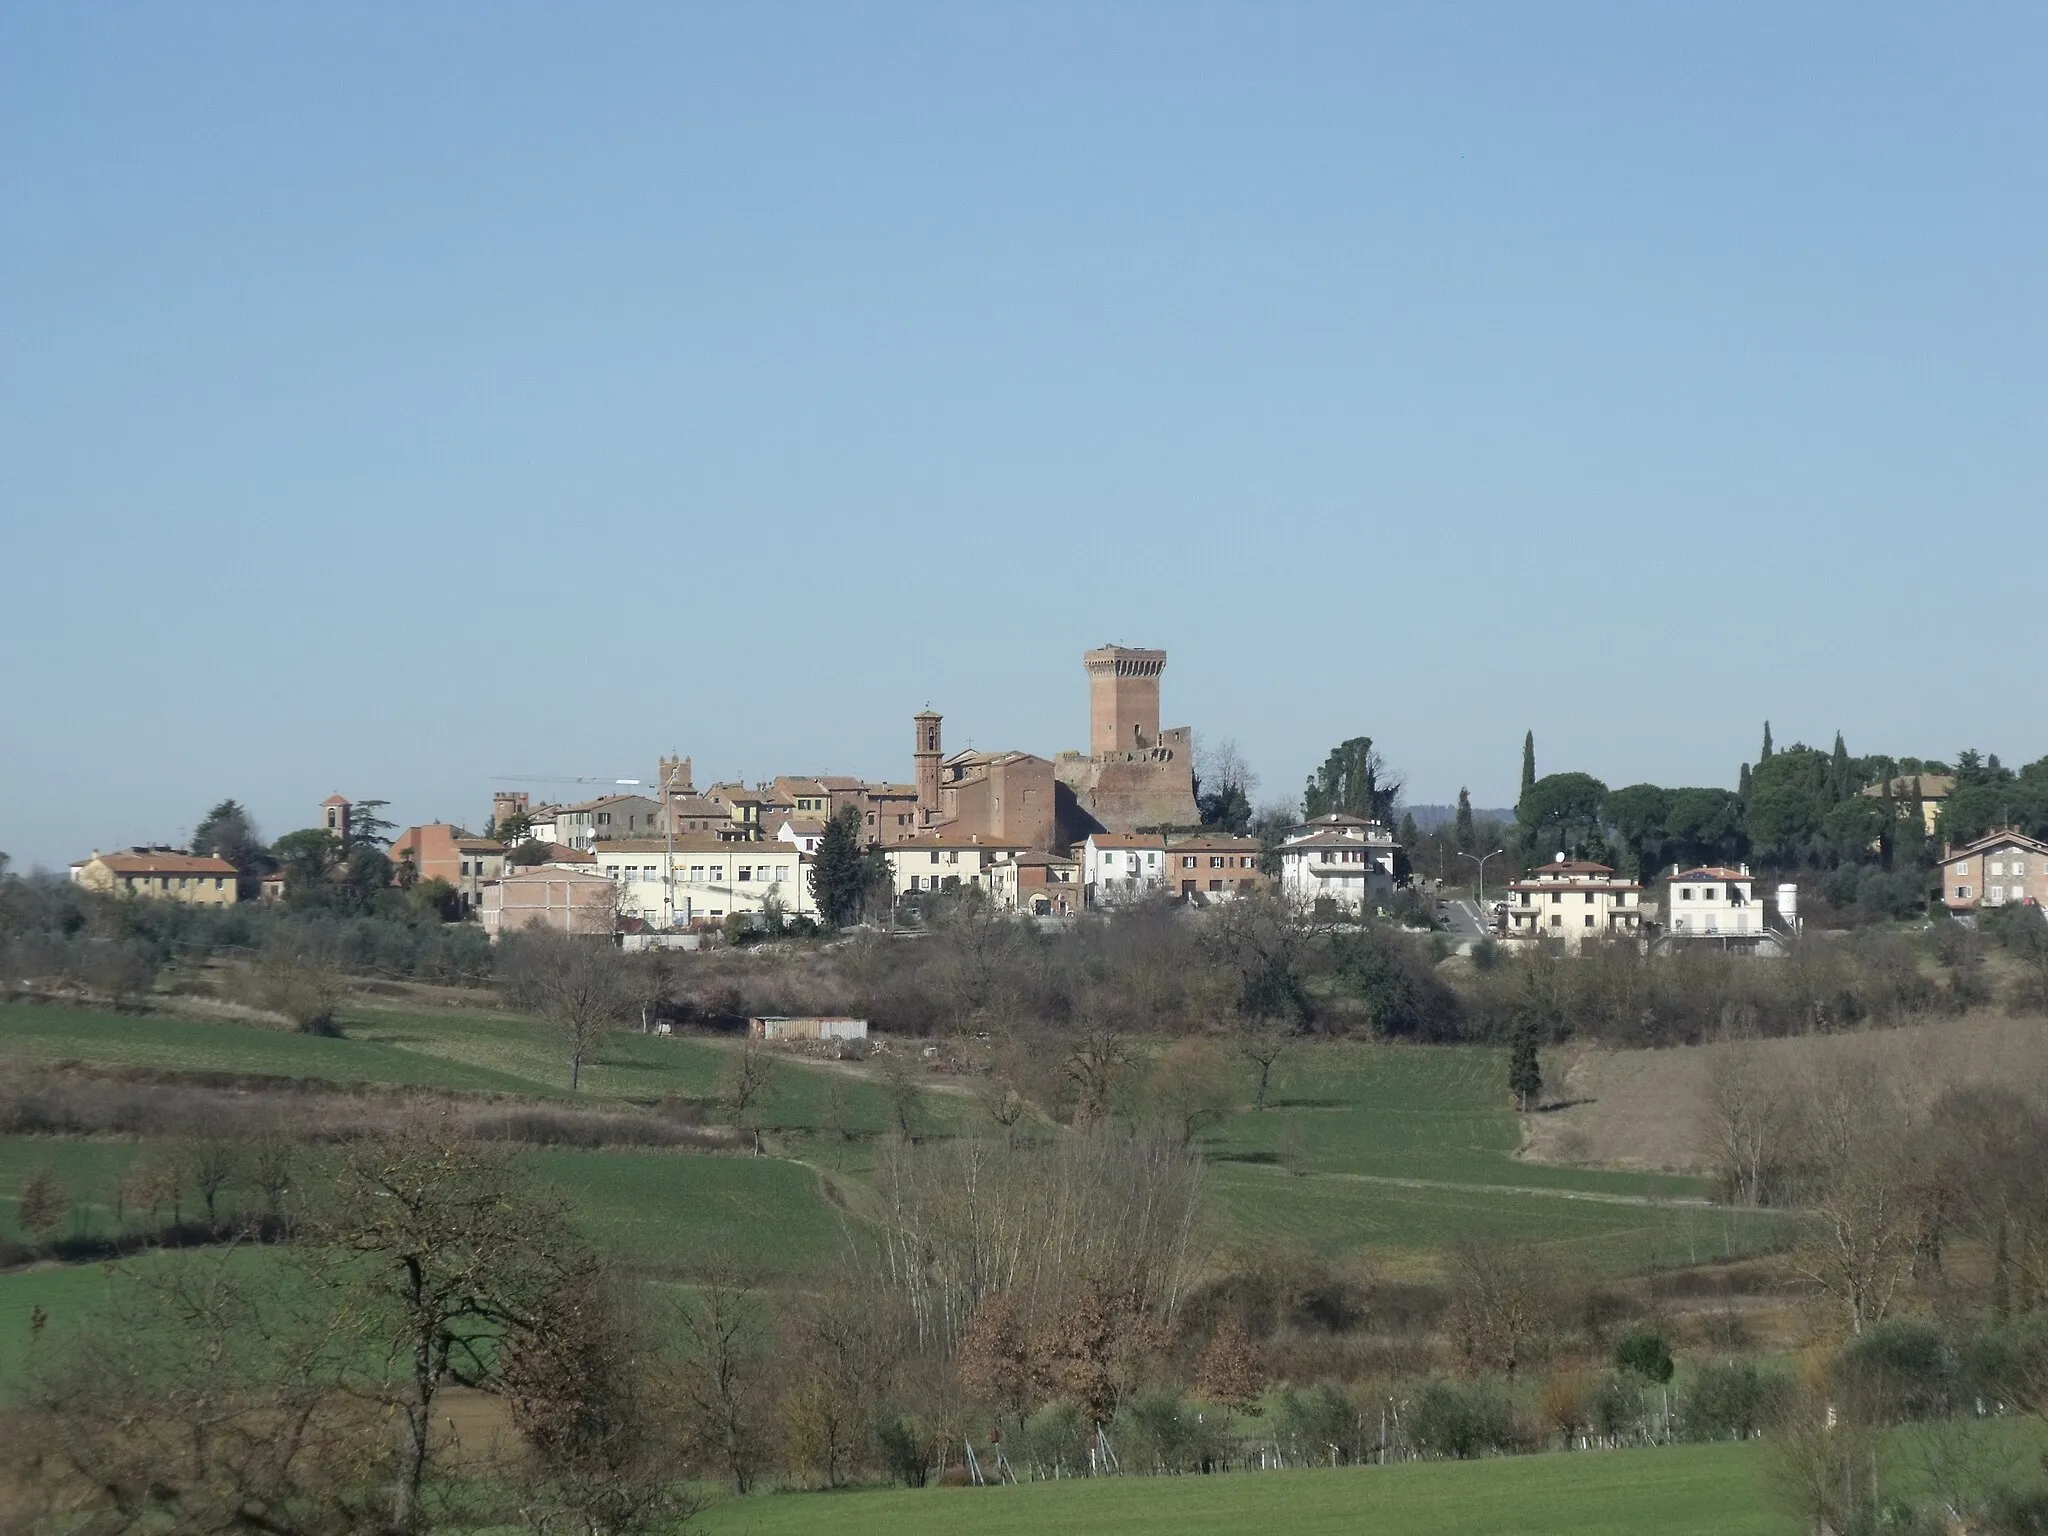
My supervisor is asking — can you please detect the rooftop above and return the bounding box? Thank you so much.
[83,850,238,876]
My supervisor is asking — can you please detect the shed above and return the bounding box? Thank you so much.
[748,1015,869,1042]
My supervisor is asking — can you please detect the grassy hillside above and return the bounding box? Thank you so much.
[692,1439,1793,1536]
[0,1004,1786,1274]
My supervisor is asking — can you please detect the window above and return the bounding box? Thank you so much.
[1550,892,1561,904]
[738,867,752,882]
[1584,914,1595,927]
[1957,885,1971,899]
[1208,879,1222,892]
[1681,888,1694,901]
[1584,892,1594,903]
[930,851,940,863]
[1550,915,1562,928]
[1990,886,2005,901]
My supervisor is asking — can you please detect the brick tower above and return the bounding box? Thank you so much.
[1084,646,1165,756]
[913,711,943,823]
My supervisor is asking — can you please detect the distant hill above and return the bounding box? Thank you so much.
[1402,803,1515,831]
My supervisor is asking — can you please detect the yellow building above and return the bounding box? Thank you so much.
[71,849,241,905]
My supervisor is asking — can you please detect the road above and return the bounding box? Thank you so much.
[1438,896,1492,943]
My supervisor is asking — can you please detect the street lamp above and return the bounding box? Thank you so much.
[1458,848,1506,916]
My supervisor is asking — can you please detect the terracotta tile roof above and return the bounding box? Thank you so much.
[887,831,1025,852]
[1167,834,1264,852]
[597,836,795,856]
[87,851,238,876]
[1945,830,2048,858]
[1089,832,1167,850]
[1282,832,1387,850]
[1671,867,1750,882]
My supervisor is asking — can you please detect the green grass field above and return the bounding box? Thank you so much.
[693,1439,1794,1536]
[0,1003,1783,1290]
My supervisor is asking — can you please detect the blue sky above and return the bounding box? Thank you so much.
[2,3,2042,869]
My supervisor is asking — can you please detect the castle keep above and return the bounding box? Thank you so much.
[1054,646,1199,834]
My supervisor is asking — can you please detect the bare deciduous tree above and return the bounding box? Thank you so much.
[1442,1239,1557,1378]
[1701,1039,1790,1207]
[1237,1019,1290,1111]
[718,1039,779,1152]
[323,1120,587,1532]
[13,1252,381,1536]
[1144,1036,1239,1145]
[673,1263,770,1495]
[504,930,630,1091]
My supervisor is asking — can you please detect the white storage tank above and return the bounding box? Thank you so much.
[1776,883,1800,932]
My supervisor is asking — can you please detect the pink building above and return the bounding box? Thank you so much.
[480,867,617,940]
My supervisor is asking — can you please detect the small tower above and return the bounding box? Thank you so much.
[321,794,353,844]
[492,791,530,830]
[913,711,943,823]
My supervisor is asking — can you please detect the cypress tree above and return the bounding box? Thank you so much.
[1760,722,1774,761]
[1508,1018,1543,1112]
[1455,787,1476,852]
[809,806,870,927]
[1738,762,1752,802]
[1828,732,1852,805]
[1521,732,1537,797]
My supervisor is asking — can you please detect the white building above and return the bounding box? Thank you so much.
[775,817,828,856]
[883,832,1024,900]
[1276,814,1398,915]
[1665,865,1763,938]
[1504,858,1644,950]
[1082,832,1168,907]
[591,836,813,929]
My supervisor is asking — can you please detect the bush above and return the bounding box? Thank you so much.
[1956,1317,2048,1413]
[1587,1372,1652,1442]
[1273,1382,1360,1465]
[1405,1379,1515,1459]
[1682,1360,1786,1441]
[1008,1403,1090,1478]
[1612,1329,1674,1384]
[1116,1391,1229,1473]
[1835,1319,1955,1424]
[875,1416,935,1486]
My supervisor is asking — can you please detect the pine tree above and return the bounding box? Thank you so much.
[1520,733,1537,797]
[1455,787,1476,852]
[1508,1019,1542,1112]
[1760,722,1774,762]
[1738,762,1752,802]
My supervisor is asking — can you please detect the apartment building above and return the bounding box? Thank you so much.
[1164,833,1265,903]
[1942,830,2048,915]
[591,836,814,928]
[388,823,506,914]
[1505,858,1644,950]
[1664,864,1763,939]
[884,831,1025,900]
[1276,814,1398,915]
[70,849,241,906]
[1082,831,1168,907]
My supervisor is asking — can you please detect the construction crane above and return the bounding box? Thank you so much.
[490,774,645,786]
